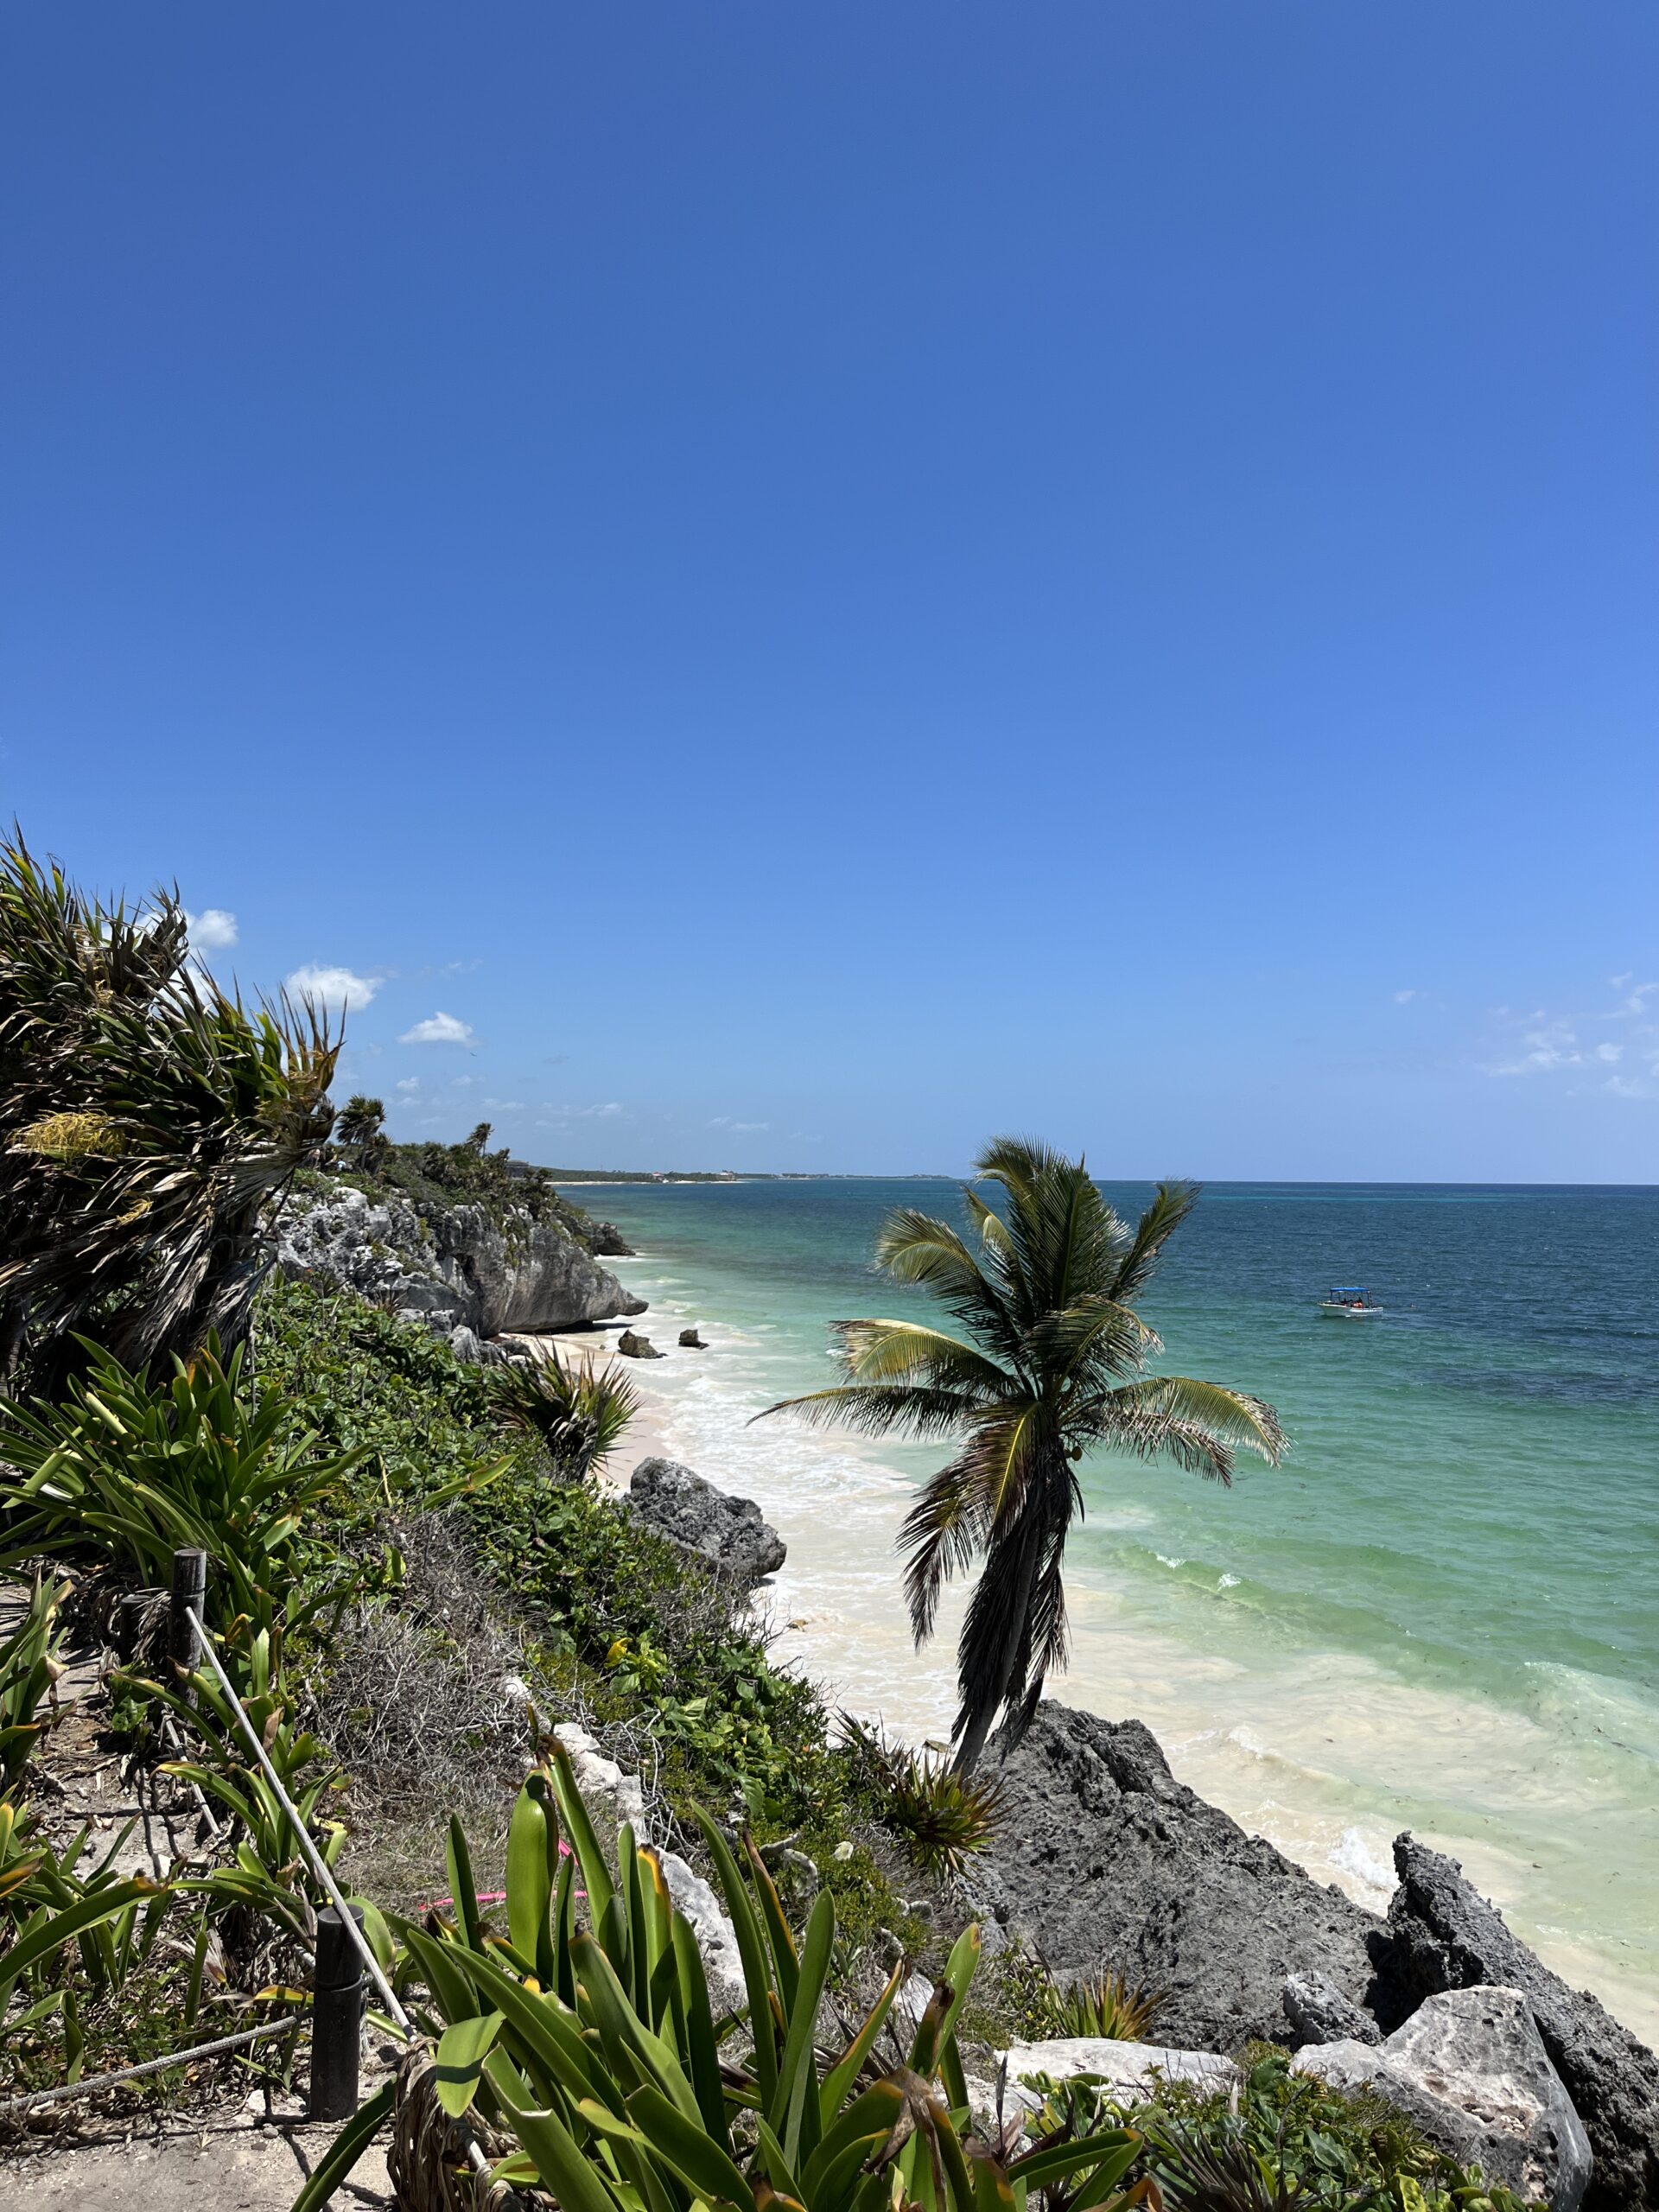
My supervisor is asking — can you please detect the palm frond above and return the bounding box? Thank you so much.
[1109,1179,1200,1303]
[753,1382,980,1440]
[830,1318,1012,1399]
[1019,1294,1157,1387]
[1090,1375,1286,1467]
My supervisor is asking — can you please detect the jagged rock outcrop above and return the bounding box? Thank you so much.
[1285,1968,1382,2047]
[624,1458,786,1587]
[1296,1986,1592,2211]
[276,1184,646,1343]
[1369,1837,1659,2212]
[971,1703,1378,2052]
[618,1329,663,1359]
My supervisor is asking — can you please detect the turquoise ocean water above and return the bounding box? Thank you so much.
[565,1178,1659,2037]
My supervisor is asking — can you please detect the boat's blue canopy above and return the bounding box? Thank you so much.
[1330,1286,1368,1296]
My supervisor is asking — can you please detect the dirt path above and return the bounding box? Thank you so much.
[0,2103,394,2209]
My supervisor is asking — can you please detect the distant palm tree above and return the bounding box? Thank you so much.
[334,1094,388,1166]
[760,1137,1285,1773]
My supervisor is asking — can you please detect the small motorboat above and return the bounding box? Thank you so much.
[1320,1285,1382,1316]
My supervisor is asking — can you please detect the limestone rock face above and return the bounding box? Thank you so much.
[625,1458,787,1586]
[277,1185,646,1339]
[1285,1968,1383,2048]
[970,1704,1379,2054]
[1296,1986,1591,2212]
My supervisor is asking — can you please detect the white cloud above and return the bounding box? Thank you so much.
[286,963,379,1010]
[1594,1043,1624,1064]
[398,1011,474,1045]
[578,1101,624,1118]
[1483,974,1659,1093]
[395,1077,421,1094]
[1391,988,1417,1004]
[483,1097,525,1110]
[186,907,238,951]
[710,1116,769,1132]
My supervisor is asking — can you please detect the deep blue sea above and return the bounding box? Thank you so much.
[561,1178,1659,2037]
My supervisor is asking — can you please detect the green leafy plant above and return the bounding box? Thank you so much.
[0,1337,378,1637]
[0,1572,68,1789]
[308,1745,1153,2212]
[488,1352,641,1480]
[117,1624,353,1950]
[761,1138,1284,1771]
[840,1713,1006,1875]
[1043,1972,1162,2045]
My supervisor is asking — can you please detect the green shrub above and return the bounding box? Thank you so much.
[487,1351,641,1479]
[0,1338,391,1645]
[0,1572,67,1789]
[1020,2049,1536,2212]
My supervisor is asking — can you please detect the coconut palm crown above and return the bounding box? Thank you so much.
[760,1136,1285,1773]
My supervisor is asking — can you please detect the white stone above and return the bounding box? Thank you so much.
[998,2037,1238,2113]
[659,1850,748,2018]
[1294,1986,1591,2212]
[553,1720,647,1834]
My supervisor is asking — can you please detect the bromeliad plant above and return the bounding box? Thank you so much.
[0,1337,379,1639]
[302,1742,1154,2212]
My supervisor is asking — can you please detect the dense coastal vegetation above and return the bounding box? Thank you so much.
[0,834,1624,2209]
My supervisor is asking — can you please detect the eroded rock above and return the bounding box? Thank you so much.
[625,1458,786,1586]
[278,1185,646,1339]
[998,2037,1237,2114]
[1369,1837,1659,2212]
[972,1703,1378,2052]
[1295,1986,1591,2211]
[1285,1968,1382,2048]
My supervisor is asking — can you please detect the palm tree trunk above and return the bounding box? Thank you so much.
[951,1498,1046,1777]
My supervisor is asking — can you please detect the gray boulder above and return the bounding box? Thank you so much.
[678,1327,706,1349]
[1296,1986,1591,2211]
[617,1329,663,1358]
[625,1458,786,1586]
[278,1185,646,1339]
[1285,1968,1382,2048]
[970,1703,1378,2052]
[1369,1836,1659,2212]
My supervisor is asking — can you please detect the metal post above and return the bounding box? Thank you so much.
[169,1549,207,1677]
[309,1904,365,2120]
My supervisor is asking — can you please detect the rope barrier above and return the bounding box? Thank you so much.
[0,2014,302,2118]
[182,1605,493,2178]
[183,1605,413,2040]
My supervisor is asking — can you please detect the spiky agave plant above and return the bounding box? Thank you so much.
[840,1713,1006,1876]
[760,1138,1285,1772]
[489,1351,641,1479]
[297,1743,1158,2212]
[0,829,339,1389]
[1046,1970,1162,2044]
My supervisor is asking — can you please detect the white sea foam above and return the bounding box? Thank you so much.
[1217,1572,1241,1589]
[1154,1554,1186,1569]
[1328,1826,1397,1898]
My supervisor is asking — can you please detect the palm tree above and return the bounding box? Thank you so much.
[334,1094,389,1166]
[760,1137,1285,1773]
[0,829,339,1390]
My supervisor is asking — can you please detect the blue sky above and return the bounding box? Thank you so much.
[3,5,1655,1180]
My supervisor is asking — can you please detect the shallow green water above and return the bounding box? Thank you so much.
[575,1178,1659,2033]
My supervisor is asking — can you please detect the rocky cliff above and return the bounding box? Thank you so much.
[276,1183,646,1347]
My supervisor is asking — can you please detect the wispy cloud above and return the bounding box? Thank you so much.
[710,1116,769,1132]
[578,1101,625,1118]
[395,1077,421,1094]
[187,907,238,951]
[286,963,379,1010]
[399,1010,474,1045]
[1483,976,1659,1096]
[1391,988,1418,1004]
